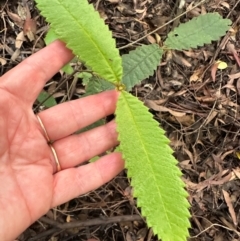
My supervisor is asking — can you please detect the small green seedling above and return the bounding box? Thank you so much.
[35,0,231,240]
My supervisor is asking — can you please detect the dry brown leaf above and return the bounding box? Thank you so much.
[154,33,161,45]
[117,3,136,15]
[194,175,216,192]
[194,171,231,192]
[136,228,148,241]
[205,110,218,125]
[236,79,240,95]
[66,215,71,223]
[213,233,225,241]
[126,231,134,241]
[222,189,237,226]
[221,98,238,109]
[170,114,195,126]
[174,89,188,97]
[145,100,185,117]
[210,172,232,186]
[0,57,7,66]
[53,92,65,98]
[135,8,146,14]
[225,75,235,96]
[169,80,183,89]
[189,67,204,83]
[165,50,172,62]
[98,9,108,20]
[228,72,240,80]
[227,42,240,67]
[179,160,191,169]
[211,62,218,82]
[182,177,197,190]
[220,150,235,161]
[7,11,23,27]
[23,18,37,41]
[148,16,170,34]
[186,2,201,15]
[231,167,240,180]
[178,0,186,9]
[15,31,26,48]
[220,2,230,9]
[219,216,237,231]
[201,5,207,14]
[152,98,167,105]
[195,96,216,103]
[147,35,156,44]
[172,51,191,67]
[11,49,21,62]
[183,148,194,164]
[17,4,27,20]
[2,44,14,56]
[107,0,120,3]
[183,50,201,59]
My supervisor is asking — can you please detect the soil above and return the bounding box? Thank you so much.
[1,0,240,240]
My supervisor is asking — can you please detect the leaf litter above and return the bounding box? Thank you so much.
[1,0,240,240]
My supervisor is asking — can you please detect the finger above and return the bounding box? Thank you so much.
[37,90,119,140]
[51,152,124,207]
[1,40,73,104]
[53,121,118,169]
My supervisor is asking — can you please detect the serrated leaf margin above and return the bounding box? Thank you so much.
[35,0,122,83]
[165,13,231,50]
[122,44,163,91]
[116,91,191,241]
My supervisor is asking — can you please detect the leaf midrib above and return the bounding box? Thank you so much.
[54,0,119,82]
[121,92,173,232]
[123,47,160,78]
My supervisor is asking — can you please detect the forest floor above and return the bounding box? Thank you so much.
[1,0,240,240]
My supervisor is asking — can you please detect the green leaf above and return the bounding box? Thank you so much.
[116,91,190,241]
[165,13,231,50]
[114,145,121,153]
[37,90,57,108]
[122,44,163,91]
[61,63,74,74]
[44,27,57,45]
[36,0,122,83]
[89,156,99,163]
[45,28,74,74]
[78,72,93,86]
[84,78,115,97]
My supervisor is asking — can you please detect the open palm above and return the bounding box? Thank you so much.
[0,41,123,241]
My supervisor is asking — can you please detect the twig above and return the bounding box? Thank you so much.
[28,228,62,241]
[190,223,240,238]
[39,214,143,229]
[33,69,79,112]
[210,4,240,65]
[29,215,143,241]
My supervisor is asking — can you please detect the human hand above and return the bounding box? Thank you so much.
[0,40,124,241]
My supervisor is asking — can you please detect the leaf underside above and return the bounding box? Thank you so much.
[116,91,191,241]
[37,90,57,108]
[36,0,122,83]
[84,78,115,97]
[165,13,231,50]
[122,44,163,91]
